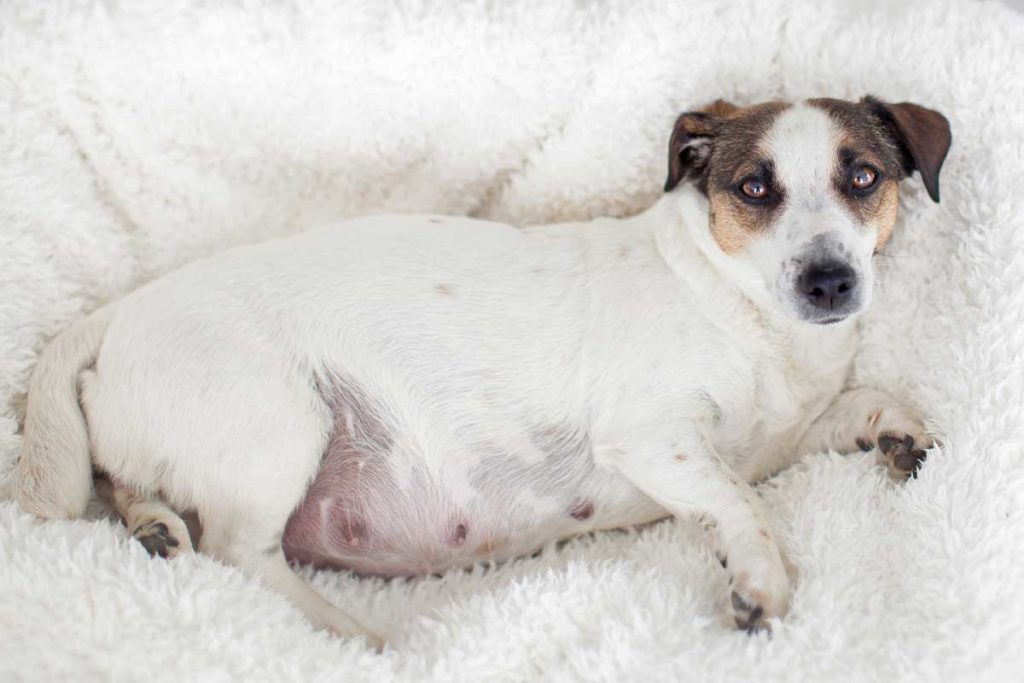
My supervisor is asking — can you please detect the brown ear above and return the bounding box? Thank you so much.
[865,97,951,203]
[664,100,737,193]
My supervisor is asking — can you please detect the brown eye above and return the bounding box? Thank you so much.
[740,178,768,200]
[851,166,878,191]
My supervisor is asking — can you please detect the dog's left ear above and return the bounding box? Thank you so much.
[664,100,738,193]
[865,97,952,203]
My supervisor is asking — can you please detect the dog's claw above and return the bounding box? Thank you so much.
[877,432,928,480]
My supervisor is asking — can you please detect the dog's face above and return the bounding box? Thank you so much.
[665,97,951,325]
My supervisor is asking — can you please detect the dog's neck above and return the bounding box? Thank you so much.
[650,186,859,356]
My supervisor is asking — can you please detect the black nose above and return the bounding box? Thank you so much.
[799,262,857,310]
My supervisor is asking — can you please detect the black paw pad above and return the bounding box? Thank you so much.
[878,433,928,475]
[134,522,180,559]
[731,591,766,633]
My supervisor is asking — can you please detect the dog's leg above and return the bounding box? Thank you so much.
[198,511,384,648]
[606,425,790,632]
[796,387,934,480]
[96,477,193,559]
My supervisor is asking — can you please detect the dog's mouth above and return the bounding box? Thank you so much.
[814,315,849,325]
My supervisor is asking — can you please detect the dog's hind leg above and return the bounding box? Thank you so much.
[198,510,384,648]
[96,477,194,559]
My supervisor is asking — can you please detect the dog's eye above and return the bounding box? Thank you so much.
[851,166,878,191]
[739,178,768,200]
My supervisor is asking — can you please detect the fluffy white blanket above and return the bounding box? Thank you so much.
[2,1,1023,680]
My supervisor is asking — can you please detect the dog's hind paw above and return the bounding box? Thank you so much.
[133,518,192,559]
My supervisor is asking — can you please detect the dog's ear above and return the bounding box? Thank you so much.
[865,97,951,203]
[664,100,738,193]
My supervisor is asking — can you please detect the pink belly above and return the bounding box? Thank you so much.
[281,374,604,576]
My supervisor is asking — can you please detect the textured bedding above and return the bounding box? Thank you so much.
[1,1,1023,680]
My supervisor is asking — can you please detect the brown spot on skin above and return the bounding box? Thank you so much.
[451,523,468,547]
[674,453,688,462]
[435,283,452,295]
[476,535,505,556]
[758,528,770,539]
[570,501,594,521]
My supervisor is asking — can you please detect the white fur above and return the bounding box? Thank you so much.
[2,0,1024,680]
[16,170,904,635]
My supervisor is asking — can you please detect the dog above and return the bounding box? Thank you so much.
[14,95,951,645]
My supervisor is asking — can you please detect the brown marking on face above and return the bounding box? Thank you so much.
[435,283,452,295]
[701,102,791,254]
[870,181,900,251]
[809,98,911,250]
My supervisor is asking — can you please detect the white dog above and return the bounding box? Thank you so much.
[15,96,951,645]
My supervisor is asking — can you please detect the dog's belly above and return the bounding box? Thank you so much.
[281,377,665,576]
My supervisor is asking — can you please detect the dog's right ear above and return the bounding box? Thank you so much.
[664,100,736,193]
[663,102,729,192]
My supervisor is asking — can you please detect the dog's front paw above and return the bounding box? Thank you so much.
[727,554,790,634]
[877,432,929,480]
[866,408,933,481]
[731,590,769,633]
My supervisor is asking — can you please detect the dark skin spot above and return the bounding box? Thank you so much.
[451,523,468,546]
[571,501,594,521]
[435,283,452,295]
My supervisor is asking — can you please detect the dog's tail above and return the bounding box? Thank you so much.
[14,304,116,519]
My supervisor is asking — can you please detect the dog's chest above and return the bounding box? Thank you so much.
[710,325,852,478]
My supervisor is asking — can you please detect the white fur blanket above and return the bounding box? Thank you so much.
[2,1,1023,680]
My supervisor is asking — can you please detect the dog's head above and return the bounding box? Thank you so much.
[664,96,951,325]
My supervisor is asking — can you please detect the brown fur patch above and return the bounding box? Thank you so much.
[702,102,790,253]
[809,98,910,248]
[869,182,900,251]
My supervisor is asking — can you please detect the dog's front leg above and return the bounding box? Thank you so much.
[797,387,934,480]
[604,425,790,631]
